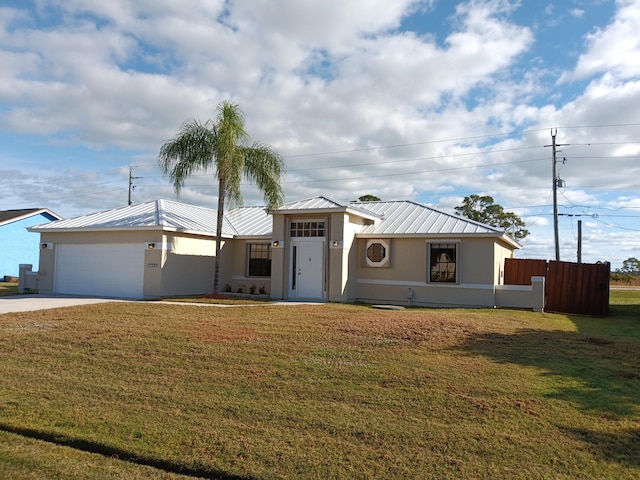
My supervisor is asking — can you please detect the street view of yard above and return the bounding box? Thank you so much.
[0,289,638,479]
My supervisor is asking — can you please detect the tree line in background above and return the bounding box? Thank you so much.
[611,257,640,284]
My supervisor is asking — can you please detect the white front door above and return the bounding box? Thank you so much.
[290,239,325,300]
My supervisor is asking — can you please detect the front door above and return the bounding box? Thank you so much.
[290,239,325,300]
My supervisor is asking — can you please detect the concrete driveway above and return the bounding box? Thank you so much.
[0,295,126,314]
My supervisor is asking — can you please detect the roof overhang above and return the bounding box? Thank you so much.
[269,206,381,223]
[234,235,272,240]
[356,232,521,250]
[27,225,235,239]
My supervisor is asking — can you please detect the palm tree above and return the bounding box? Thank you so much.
[158,100,285,293]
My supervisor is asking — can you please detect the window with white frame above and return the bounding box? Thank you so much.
[365,239,389,267]
[247,243,271,277]
[290,221,325,237]
[429,243,458,282]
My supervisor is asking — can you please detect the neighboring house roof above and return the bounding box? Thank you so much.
[0,208,62,227]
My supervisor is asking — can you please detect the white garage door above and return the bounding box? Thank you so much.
[55,243,145,298]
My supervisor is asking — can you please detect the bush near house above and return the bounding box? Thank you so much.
[0,281,18,296]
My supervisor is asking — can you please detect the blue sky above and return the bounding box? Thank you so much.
[0,0,639,269]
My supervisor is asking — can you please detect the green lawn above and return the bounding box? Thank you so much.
[0,292,638,479]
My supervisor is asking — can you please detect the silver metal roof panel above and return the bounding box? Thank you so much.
[354,200,502,235]
[29,200,238,237]
[224,206,272,236]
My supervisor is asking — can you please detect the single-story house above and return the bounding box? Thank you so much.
[29,196,522,307]
[0,208,62,278]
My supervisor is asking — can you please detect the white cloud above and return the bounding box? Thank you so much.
[563,0,640,81]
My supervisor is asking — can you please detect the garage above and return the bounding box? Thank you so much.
[54,243,145,298]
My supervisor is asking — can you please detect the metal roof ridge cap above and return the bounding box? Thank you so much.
[345,203,385,219]
[222,213,240,236]
[157,199,167,227]
[319,194,350,207]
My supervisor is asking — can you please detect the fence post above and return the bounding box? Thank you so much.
[531,276,545,312]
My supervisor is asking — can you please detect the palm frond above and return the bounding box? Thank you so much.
[158,119,216,195]
[243,142,286,208]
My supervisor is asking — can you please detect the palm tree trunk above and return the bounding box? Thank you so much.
[213,177,225,293]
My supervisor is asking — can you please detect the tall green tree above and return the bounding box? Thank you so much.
[455,194,529,241]
[158,100,285,292]
[621,257,640,274]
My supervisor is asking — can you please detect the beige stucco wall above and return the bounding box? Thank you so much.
[34,217,516,306]
[493,241,514,285]
[458,237,500,285]
[226,238,272,294]
[154,232,221,297]
[269,211,369,302]
[355,236,510,307]
[34,230,227,298]
[326,212,370,302]
[269,215,287,299]
[35,230,158,295]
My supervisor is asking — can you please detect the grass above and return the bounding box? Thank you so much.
[0,292,638,479]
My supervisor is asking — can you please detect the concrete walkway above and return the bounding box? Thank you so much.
[0,295,322,314]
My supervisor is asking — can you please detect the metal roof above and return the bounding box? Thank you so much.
[29,200,240,237]
[224,206,272,236]
[353,200,507,235]
[275,196,381,220]
[27,197,520,248]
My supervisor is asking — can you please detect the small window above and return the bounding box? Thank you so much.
[429,243,457,283]
[290,221,325,237]
[365,239,389,267]
[248,243,271,277]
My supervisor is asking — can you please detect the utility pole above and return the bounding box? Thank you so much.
[577,219,582,264]
[545,129,569,261]
[128,167,142,206]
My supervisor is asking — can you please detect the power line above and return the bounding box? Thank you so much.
[280,123,640,158]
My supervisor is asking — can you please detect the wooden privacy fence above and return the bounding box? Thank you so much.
[504,258,610,316]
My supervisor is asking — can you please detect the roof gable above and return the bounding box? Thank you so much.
[274,196,381,221]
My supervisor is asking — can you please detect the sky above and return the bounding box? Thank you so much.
[0,0,639,270]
